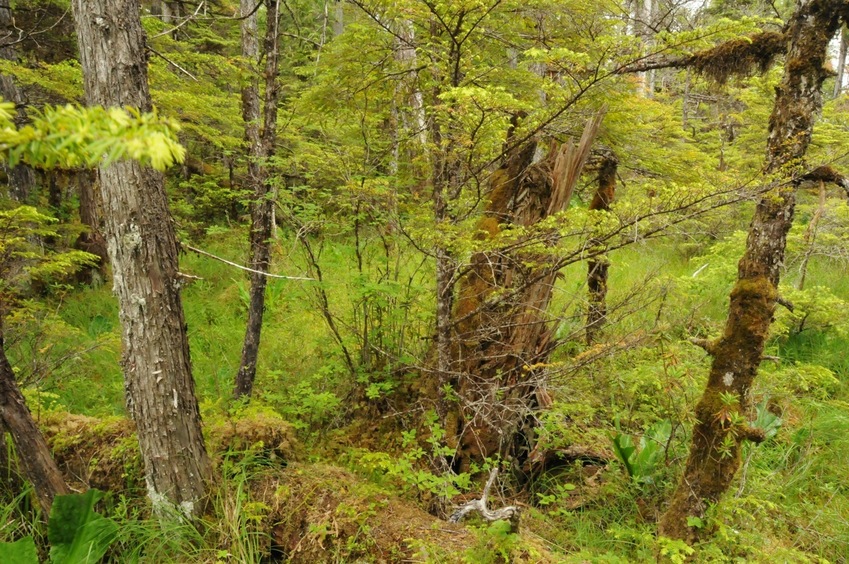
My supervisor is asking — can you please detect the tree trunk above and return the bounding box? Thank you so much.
[0,317,68,513]
[834,26,848,97]
[0,420,23,502]
[0,3,36,202]
[659,0,845,544]
[74,170,108,285]
[586,151,617,345]
[234,0,281,400]
[447,114,603,473]
[71,0,212,519]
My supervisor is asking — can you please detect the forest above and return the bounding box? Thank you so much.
[1,0,849,561]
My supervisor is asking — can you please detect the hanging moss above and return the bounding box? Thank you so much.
[688,31,786,84]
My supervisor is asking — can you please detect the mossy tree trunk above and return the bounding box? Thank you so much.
[659,0,847,544]
[586,150,617,345]
[72,0,212,519]
[234,0,282,400]
[447,114,603,473]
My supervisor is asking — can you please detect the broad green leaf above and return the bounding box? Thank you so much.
[0,536,39,564]
[48,489,118,564]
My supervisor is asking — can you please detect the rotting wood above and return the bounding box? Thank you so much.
[446,111,604,474]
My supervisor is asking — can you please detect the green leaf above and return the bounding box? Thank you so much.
[610,432,636,478]
[48,489,118,564]
[686,516,704,529]
[0,536,39,564]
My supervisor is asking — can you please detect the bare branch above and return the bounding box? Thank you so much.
[448,468,520,530]
[181,243,314,280]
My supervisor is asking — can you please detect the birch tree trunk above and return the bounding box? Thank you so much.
[234,0,281,400]
[71,0,212,518]
[659,0,847,544]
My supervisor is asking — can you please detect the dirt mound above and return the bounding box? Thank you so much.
[260,463,557,563]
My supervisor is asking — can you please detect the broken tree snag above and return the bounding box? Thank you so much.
[586,149,618,345]
[659,0,844,545]
[449,468,520,532]
[447,111,604,474]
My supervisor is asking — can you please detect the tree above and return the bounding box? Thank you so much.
[0,100,185,514]
[659,0,849,543]
[234,0,283,400]
[71,0,212,518]
[585,149,618,345]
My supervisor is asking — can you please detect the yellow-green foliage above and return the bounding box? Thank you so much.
[0,102,185,171]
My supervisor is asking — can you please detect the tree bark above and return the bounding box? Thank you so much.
[586,151,617,345]
[0,3,36,202]
[72,0,212,518]
[74,170,108,285]
[0,316,68,513]
[234,0,281,400]
[834,26,848,97]
[659,0,847,544]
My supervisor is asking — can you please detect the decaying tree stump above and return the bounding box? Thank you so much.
[444,112,604,473]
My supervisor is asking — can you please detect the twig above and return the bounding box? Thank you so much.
[181,243,314,280]
[147,46,199,81]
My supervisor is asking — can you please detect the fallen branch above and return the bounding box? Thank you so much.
[448,468,520,532]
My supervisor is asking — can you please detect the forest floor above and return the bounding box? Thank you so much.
[5,219,849,562]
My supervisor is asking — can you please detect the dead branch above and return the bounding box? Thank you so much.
[181,243,314,280]
[688,337,717,356]
[448,468,520,531]
[776,296,794,312]
[799,165,849,191]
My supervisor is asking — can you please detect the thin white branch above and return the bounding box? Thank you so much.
[182,243,315,280]
[151,1,206,39]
